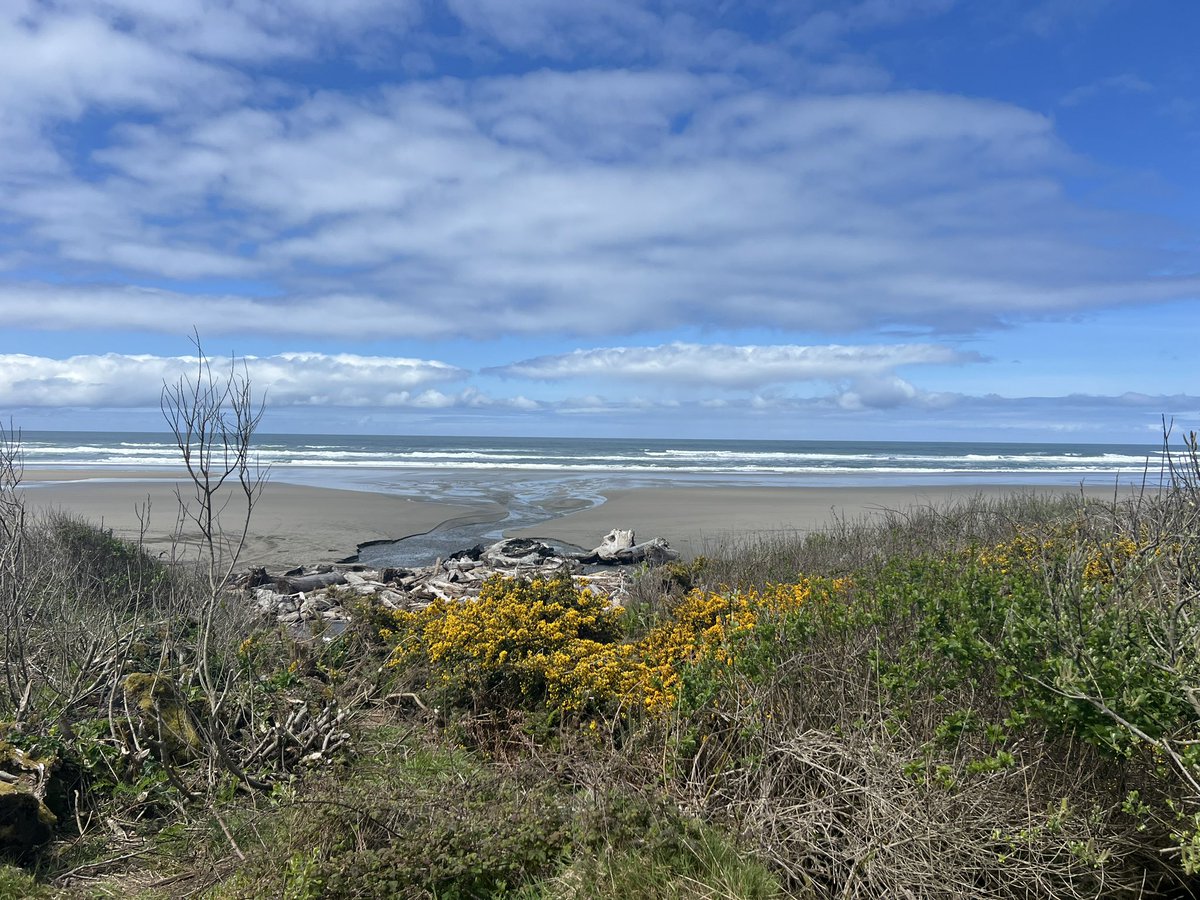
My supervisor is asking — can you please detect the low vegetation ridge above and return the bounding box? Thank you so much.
[4,429,1200,898]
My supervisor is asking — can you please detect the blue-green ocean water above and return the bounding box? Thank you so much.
[16,431,1164,486]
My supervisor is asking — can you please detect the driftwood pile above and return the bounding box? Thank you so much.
[238,531,678,635]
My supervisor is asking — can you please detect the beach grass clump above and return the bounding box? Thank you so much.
[699,490,1095,590]
[0,863,54,898]
[279,762,574,899]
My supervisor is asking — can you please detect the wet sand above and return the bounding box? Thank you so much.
[18,469,503,569]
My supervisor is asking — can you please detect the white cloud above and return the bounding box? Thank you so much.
[0,352,467,408]
[836,375,919,410]
[4,344,1195,439]
[469,68,723,160]
[0,285,461,338]
[0,6,1194,344]
[489,341,977,388]
[0,0,1194,353]
[9,1,419,67]
[1061,73,1153,108]
[0,9,245,117]
[12,73,1196,337]
[522,389,1200,436]
[787,0,957,51]
[1022,0,1119,37]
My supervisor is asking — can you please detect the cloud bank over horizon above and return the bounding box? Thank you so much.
[4,348,1197,444]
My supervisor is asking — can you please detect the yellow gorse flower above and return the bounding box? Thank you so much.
[385,571,848,716]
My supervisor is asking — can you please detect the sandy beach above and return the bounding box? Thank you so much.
[17,468,1136,569]
[18,469,505,569]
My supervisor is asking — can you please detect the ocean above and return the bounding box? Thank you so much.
[16,431,1165,487]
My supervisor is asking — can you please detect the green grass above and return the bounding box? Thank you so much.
[0,864,55,899]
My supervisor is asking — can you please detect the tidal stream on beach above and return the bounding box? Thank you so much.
[348,475,601,567]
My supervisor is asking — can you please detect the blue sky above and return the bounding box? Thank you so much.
[1,0,1197,442]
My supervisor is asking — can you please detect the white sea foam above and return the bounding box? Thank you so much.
[19,432,1161,484]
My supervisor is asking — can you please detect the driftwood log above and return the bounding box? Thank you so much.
[575,530,678,566]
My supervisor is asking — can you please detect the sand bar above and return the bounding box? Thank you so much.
[18,469,504,569]
[509,483,1137,558]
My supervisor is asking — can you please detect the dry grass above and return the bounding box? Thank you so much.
[677,713,1166,899]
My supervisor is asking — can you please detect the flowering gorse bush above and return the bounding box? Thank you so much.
[636,579,849,710]
[385,571,848,716]
[386,572,623,712]
[972,529,1148,589]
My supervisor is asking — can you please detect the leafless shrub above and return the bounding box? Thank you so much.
[160,332,268,596]
[0,419,23,545]
[2,342,354,864]
[0,420,32,718]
